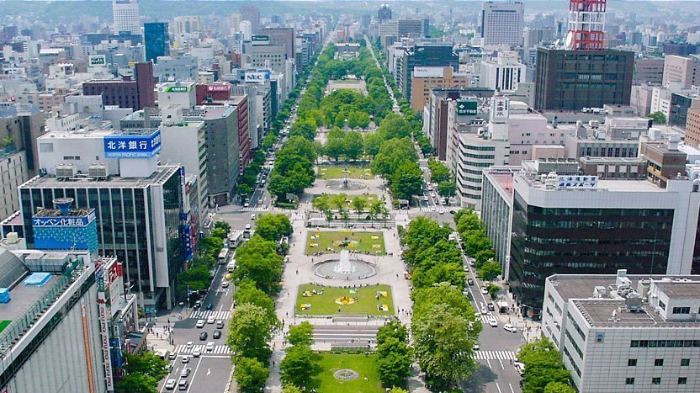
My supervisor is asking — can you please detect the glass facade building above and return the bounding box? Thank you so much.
[144,22,169,63]
[19,166,185,312]
[509,190,674,319]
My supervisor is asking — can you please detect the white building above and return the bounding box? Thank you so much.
[542,271,700,392]
[112,0,140,35]
[479,51,526,92]
[172,16,203,36]
[0,149,28,220]
[157,81,197,109]
[479,1,525,47]
[446,97,510,209]
[154,55,198,82]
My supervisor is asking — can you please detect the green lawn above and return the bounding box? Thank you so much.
[312,193,381,209]
[317,353,384,393]
[296,284,393,316]
[0,320,10,334]
[306,230,385,255]
[317,166,373,180]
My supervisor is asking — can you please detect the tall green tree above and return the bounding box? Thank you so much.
[519,338,572,393]
[255,214,293,242]
[228,303,279,363]
[343,131,365,161]
[287,322,314,347]
[235,356,270,393]
[391,161,424,200]
[377,337,412,389]
[352,197,367,216]
[412,304,477,389]
[437,181,456,200]
[280,345,322,392]
[478,261,503,282]
[233,235,284,294]
[324,137,345,162]
[116,352,168,393]
[233,280,277,325]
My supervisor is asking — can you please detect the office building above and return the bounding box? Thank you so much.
[112,0,140,35]
[83,62,155,111]
[396,43,459,101]
[478,51,526,93]
[480,1,525,47]
[24,127,189,312]
[481,161,700,318]
[172,16,203,36]
[424,88,495,160]
[669,91,700,127]
[262,28,296,62]
[535,48,634,110]
[542,271,700,392]
[378,4,392,22]
[631,85,654,117]
[0,149,29,221]
[662,55,700,89]
[144,22,169,62]
[633,57,664,86]
[240,4,261,33]
[410,67,470,112]
[154,55,198,82]
[685,108,700,148]
[0,104,45,178]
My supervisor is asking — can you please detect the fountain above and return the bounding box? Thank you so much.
[314,250,377,280]
[334,250,355,275]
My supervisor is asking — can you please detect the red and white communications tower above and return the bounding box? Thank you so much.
[565,0,606,50]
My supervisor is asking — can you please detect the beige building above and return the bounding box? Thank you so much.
[411,67,469,112]
[662,55,700,89]
[685,108,700,148]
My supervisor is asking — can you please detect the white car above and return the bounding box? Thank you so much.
[487,315,498,327]
[195,319,205,328]
[180,367,191,378]
[480,305,488,315]
[481,287,489,295]
[514,361,526,376]
[186,341,194,349]
[430,206,436,212]
[165,379,177,390]
[192,349,201,357]
[181,355,190,364]
[503,324,517,333]
[244,202,250,207]
[222,281,229,288]
[472,343,480,351]
[207,316,216,324]
[251,214,257,220]
[206,341,215,352]
[438,208,445,215]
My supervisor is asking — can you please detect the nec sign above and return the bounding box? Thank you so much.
[245,71,269,83]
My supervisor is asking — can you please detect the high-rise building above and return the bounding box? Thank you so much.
[478,51,526,93]
[378,4,392,22]
[662,55,700,89]
[481,161,700,318]
[261,28,296,62]
[396,43,459,101]
[633,56,664,86]
[112,0,140,35]
[172,16,203,36]
[542,272,700,392]
[410,67,470,112]
[480,1,525,47]
[144,22,169,62]
[535,0,633,110]
[534,47,634,110]
[240,4,261,34]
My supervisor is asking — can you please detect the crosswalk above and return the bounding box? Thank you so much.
[241,206,268,212]
[472,350,517,360]
[174,344,232,356]
[190,310,231,320]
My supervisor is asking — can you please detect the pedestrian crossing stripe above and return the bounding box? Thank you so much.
[241,207,268,212]
[174,344,232,355]
[472,350,516,360]
[190,310,231,320]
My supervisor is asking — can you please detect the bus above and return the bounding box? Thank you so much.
[217,247,230,265]
[228,231,243,250]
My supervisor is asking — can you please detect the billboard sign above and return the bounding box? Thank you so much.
[244,70,270,84]
[557,175,598,189]
[98,292,114,391]
[456,100,478,116]
[104,130,161,159]
[163,85,190,93]
[491,97,510,121]
[32,211,96,228]
[251,35,269,42]
[207,84,230,92]
[413,66,444,78]
[88,55,107,68]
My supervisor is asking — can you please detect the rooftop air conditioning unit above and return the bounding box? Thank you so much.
[55,164,76,179]
[88,164,108,179]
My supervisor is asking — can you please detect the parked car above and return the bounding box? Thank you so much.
[199,332,208,341]
[195,320,205,328]
[222,281,229,288]
[213,330,222,339]
[473,343,480,351]
[168,352,177,360]
[481,287,489,294]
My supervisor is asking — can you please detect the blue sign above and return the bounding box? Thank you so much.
[32,212,95,228]
[104,130,161,159]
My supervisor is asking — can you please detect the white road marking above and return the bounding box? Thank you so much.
[499,359,504,369]
[496,382,503,393]
[185,357,204,393]
[509,383,516,393]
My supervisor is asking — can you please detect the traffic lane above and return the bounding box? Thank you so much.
[479,320,524,352]
[462,360,522,393]
[160,355,202,393]
[187,356,232,393]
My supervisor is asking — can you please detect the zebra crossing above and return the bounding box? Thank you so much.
[241,206,268,212]
[190,310,231,320]
[174,344,232,356]
[472,350,517,361]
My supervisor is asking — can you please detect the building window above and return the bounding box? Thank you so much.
[678,377,687,385]
[655,359,664,366]
[628,359,637,366]
[652,377,661,385]
[625,378,635,385]
[681,359,690,366]
[673,307,690,314]
[659,300,666,310]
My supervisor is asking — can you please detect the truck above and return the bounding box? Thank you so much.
[227,258,236,273]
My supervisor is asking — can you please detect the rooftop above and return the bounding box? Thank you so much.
[21,165,179,189]
[33,207,94,218]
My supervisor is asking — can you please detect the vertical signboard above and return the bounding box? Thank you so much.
[491,97,510,121]
[98,292,114,391]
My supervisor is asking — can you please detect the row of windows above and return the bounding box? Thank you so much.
[629,358,691,367]
[626,377,687,386]
[631,339,700,348]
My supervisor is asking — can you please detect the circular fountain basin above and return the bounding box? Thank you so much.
[314,257,377,281]
[325,180,366,191]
